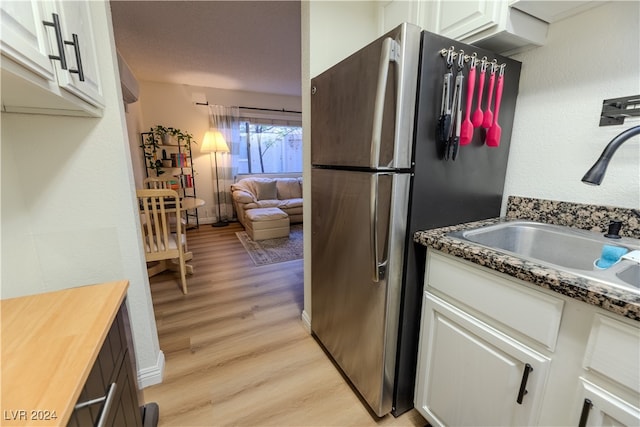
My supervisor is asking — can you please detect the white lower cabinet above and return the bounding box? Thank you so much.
[575,379,640,427]
[416,251,640,426]
[574,313,640,426]
[415,292,549,426]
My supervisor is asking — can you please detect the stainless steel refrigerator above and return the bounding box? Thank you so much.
[311,23,522,417]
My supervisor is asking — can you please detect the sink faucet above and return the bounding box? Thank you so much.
[581,125,640,185]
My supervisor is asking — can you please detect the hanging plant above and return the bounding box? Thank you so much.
[140,132,165,176]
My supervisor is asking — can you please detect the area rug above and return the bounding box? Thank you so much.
[236,224,303,265]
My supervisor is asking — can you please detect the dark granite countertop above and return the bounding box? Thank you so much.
[414,196,640,322]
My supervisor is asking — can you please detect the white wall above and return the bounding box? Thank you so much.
[124,100,147,190]
[302,1,380,327]
[133,81,302,223]
[1,1,162,387]
[504,1,640,210]
[309,1,380,77]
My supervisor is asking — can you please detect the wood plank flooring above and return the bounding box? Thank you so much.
[143,222,426,426]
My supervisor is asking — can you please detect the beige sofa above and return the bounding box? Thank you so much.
[231,174,303,228]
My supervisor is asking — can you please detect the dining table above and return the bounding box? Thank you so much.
[180,197,205,211]
[176,197,205,273]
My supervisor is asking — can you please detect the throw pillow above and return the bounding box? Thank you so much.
[254,180,277,200]
[276,178,303,199]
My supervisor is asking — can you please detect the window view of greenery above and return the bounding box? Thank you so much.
[236,121,302,174]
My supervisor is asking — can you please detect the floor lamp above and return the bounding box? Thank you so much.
[201,130,230,227]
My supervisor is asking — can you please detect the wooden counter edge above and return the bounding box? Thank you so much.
[1,280,129,426]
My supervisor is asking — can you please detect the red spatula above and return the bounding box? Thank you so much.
[482,64,496,129]
[486,66,504,147]
[471,59,486,128]
[459,57,477,146]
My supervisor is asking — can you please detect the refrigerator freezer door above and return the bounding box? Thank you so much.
[311,23,421,170]
[311,168,410,416]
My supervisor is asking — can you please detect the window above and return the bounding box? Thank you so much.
[235,111,302,174]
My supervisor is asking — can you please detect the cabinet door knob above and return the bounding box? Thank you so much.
[516,363,533,404]
[42,13,67,70]
[65,34,85,81]
[578,398,593,427]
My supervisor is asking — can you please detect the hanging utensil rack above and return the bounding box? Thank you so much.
[438,47,507,74]
[437,46,508,155]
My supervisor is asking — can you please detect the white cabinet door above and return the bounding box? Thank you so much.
[415,292,550,427]
[48,0,104,108]
[0,0,56,81]
[575,379,640,427]
[422,0,504,39]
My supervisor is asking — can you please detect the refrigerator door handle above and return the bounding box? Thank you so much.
[370,174,387,282]
[370,37,399,169]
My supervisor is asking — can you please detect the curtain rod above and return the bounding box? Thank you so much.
[195,102,301,114]
[239,106,302,114]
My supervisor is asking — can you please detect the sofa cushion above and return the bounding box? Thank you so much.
[245,207,288,222]
[254,200,281,209]
[276,178,302,200]
[254,179,277,200]
[232,189,256,204]
[278,198,303,209]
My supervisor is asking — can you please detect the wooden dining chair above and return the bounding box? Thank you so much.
[143,176,180,190]
[143,175,189,249]
[137,188,188,294]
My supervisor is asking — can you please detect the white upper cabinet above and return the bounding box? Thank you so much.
[47,0,103,108]
[0,1,56,82]
[422,0,548,55]
[1,0,104,116]
[379,0,549,55]
[425,0,505,40]
[380,1,606,55]
[510,1,608,23]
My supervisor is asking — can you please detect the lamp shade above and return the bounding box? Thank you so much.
[201,130,230,153]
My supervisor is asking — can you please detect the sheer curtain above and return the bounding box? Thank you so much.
[209,105,239,222]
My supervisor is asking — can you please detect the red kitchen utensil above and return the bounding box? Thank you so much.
[471,59,486,128]
[482,63,497,128]
[459,58,476,146]
[486,67,504,147]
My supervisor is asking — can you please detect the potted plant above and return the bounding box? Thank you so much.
[142,126,197,176]
[148,125,196,149]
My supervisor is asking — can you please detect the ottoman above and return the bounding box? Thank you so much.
[245,207,290,241]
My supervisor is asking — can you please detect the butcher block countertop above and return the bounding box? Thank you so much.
[1,281,129,426]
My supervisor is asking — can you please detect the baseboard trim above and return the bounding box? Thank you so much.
[137,350,165,388]
[301,310,311,334]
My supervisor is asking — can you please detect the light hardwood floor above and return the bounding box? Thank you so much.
[143,222,427,427]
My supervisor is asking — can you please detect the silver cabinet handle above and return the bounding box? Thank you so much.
[370,37,399,169]
[74,382,117,427]
[42,13,67,69]
[64,34,85,81]
[370,174,388,282]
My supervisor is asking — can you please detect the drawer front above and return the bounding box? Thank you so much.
[426,251,564,350]
[67,304,141,427]
[584,314,640,393]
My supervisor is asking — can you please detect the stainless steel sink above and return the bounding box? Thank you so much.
[448,221,640,293]
[618,265,640,290]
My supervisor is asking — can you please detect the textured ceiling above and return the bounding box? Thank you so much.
[109,0,302,97]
